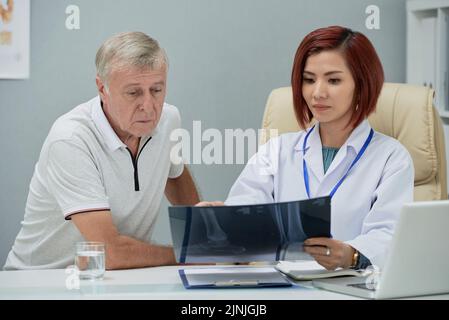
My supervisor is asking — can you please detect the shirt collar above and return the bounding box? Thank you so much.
[294,119,372,153]
[343,119,372,154]
[91,96,127,152]
[294,122,320,153]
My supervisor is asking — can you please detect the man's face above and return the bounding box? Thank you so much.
[97,65,167,141]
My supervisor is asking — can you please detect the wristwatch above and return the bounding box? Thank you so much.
[350,249,360,269]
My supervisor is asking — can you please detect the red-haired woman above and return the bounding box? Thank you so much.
[219,26,414,271]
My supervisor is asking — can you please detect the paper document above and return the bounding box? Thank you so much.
[275,260,363,280]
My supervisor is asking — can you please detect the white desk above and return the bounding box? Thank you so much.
[0,265,448,300]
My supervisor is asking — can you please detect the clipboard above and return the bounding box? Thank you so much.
[178,266,293,289]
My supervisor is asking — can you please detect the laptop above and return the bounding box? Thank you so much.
[168,196,331,264]
[313,200,449,299]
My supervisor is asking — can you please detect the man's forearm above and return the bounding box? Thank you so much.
[165,166,200,205]
[105,235,176,270]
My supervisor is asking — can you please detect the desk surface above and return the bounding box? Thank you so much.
[0,265,448,300]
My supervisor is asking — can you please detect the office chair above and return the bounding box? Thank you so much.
[260,83,448,201]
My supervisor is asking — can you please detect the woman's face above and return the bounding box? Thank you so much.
[302,50,356,128]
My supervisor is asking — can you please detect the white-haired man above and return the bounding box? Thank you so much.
[4,32,200,270]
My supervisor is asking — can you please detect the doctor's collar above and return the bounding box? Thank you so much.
[344,119,373,153]
[294,119,372,153]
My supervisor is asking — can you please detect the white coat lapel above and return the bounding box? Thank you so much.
[321,143,349,178]
[322,120,373,179]
[302,126,324,183]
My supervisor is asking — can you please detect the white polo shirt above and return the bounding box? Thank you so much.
[4,96,183,270]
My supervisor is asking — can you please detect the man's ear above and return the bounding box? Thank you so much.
[96,76,107,102]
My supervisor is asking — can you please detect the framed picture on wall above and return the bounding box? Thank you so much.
[0,0,30,79]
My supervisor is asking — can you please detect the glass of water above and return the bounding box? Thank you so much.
[75,242,105,280]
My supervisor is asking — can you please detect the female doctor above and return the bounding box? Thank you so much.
[199,26,414,270]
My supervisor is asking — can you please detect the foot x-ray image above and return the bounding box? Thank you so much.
[169,196,331,263]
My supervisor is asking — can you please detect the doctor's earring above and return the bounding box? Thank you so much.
[355,104,359,111]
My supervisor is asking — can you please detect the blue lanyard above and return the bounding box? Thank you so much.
[302,125,374,199]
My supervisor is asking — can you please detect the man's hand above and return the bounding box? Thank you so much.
[303,237,355,270]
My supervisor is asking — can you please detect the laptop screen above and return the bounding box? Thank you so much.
[168,196,331,263]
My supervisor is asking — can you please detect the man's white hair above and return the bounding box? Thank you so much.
[95,31,168,89]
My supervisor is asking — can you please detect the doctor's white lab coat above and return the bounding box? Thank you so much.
[225,120,414,268]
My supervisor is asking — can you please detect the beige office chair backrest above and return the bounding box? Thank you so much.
[260,83,448,201]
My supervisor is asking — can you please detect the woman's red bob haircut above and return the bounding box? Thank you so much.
[291,26,384,129]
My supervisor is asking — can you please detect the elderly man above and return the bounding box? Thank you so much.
[4,32,199,270]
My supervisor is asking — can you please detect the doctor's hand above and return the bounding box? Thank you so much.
[195,201,225,207]
[303,238,355,270]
